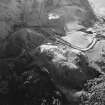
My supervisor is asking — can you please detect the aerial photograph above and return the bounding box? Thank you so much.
[0,0,105,105]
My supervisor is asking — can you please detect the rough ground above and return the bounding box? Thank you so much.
[0,0,105,105]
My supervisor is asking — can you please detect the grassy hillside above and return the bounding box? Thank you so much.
[0,0,98,39]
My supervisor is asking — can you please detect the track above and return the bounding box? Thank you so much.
[21,25,105,52]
